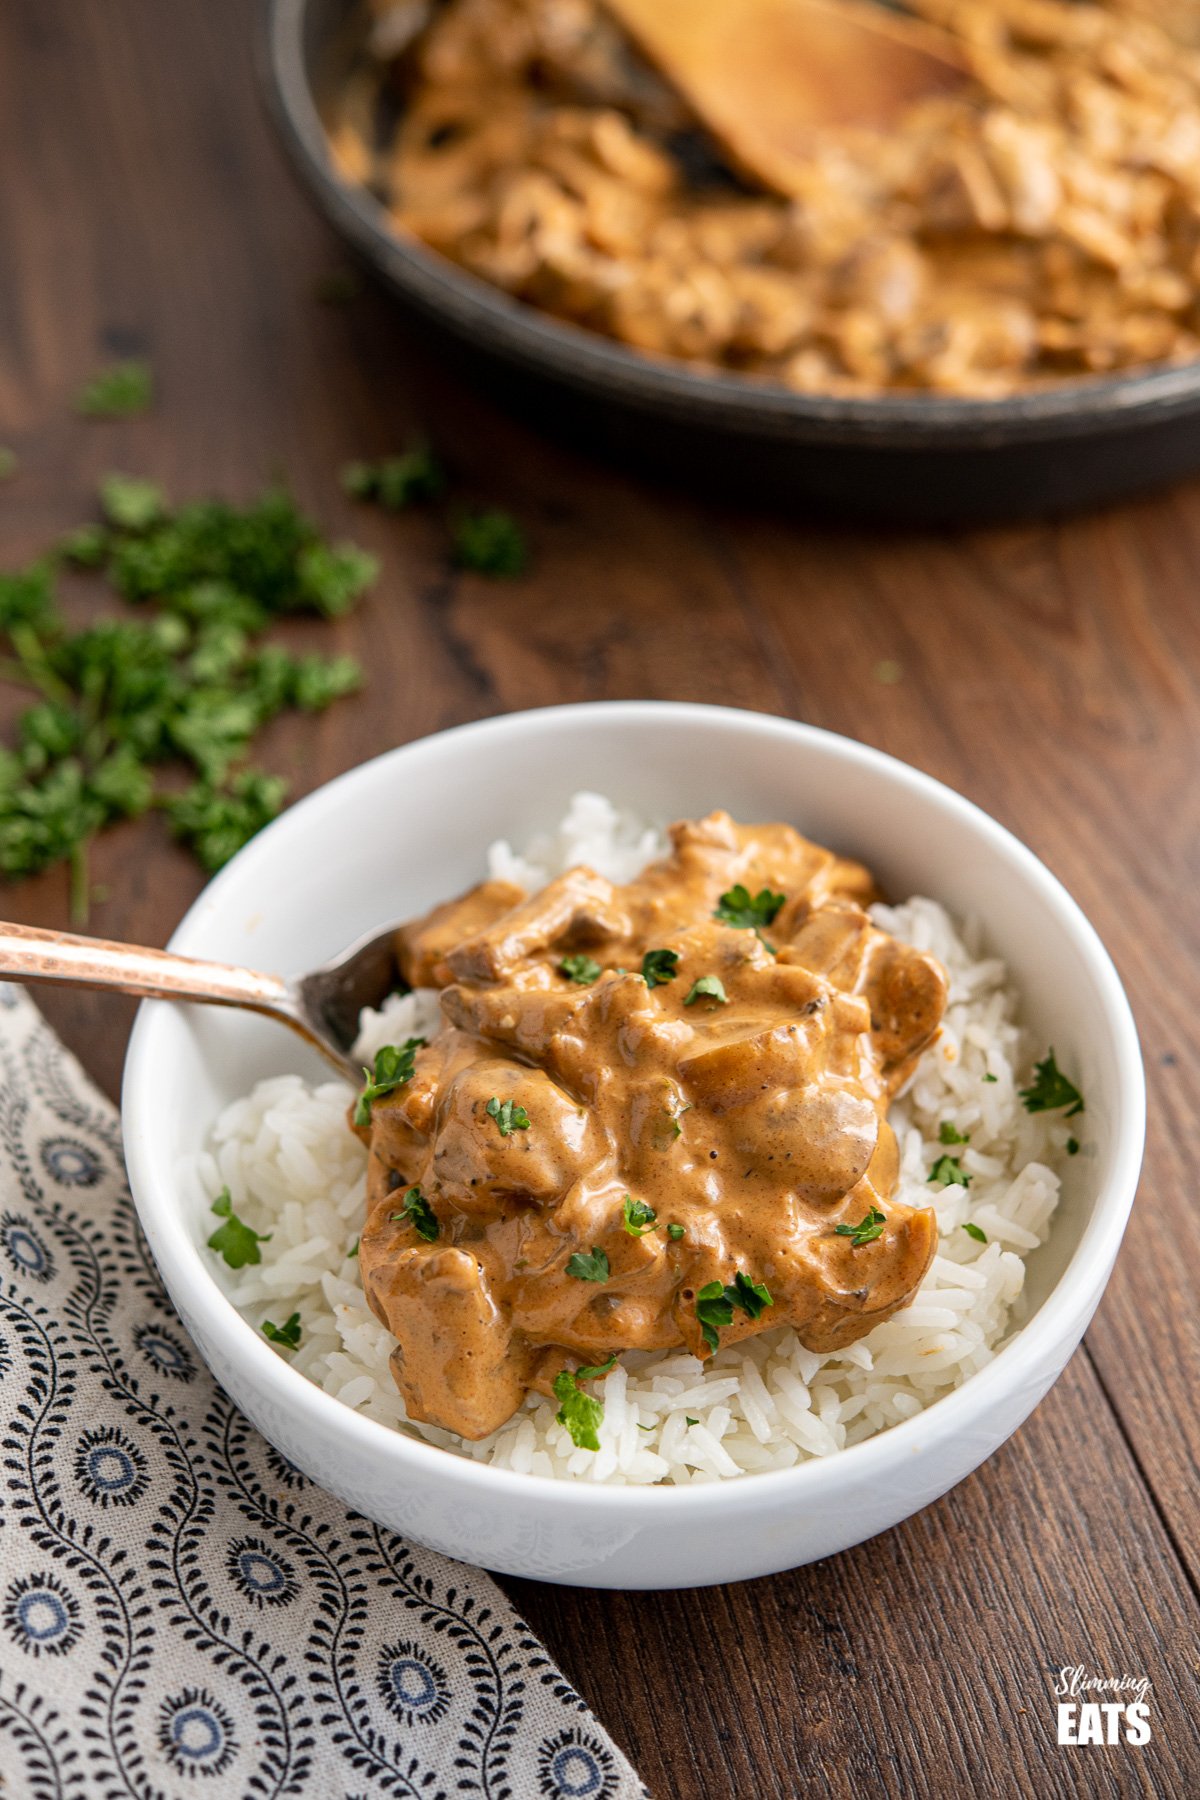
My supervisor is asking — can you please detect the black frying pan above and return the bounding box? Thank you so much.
[259,0,1200,524]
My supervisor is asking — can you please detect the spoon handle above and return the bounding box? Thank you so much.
[0,919,290,1014]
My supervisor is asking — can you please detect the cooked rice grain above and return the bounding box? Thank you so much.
[191,793,1070,1484]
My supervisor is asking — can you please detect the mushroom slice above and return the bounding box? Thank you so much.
[447,867,631,982]
[395,877,527,988]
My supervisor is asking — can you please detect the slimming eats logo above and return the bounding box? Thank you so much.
[1054,1666,1152,1746]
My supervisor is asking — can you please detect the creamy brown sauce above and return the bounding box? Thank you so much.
[355,812,948,1440]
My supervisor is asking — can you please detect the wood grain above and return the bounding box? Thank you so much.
[1,5,1197,1795]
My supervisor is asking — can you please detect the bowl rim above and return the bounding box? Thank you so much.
[123,700,1146,1516]
[260,0,1200,448]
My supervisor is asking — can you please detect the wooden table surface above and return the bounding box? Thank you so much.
[4,6,1198,1796]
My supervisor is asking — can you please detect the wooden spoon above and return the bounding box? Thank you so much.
[602,0,971,196]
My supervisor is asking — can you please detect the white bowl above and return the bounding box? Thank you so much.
[122,703,1145,1589]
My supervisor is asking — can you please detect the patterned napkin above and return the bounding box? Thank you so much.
[0,984,646,1800]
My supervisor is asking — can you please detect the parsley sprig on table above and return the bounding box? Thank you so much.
[0,478,374,917]
[342,446,446,509]
[76,360,153,418]
[341,440,529,578]
[451,508,527,578]
[165,769,289,873]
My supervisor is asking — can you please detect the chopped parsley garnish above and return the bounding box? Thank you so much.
[938,1121,969,1145]
[686,1416,699,1427]
[553,1353,615,1451]
[486,1096,530,1136]
[166,769,288,873]
[929,1154,971,1188]
[566,1246,610,1283]
[641,948,679,988]
[354,1038,424,1127]
[656,1098,691,1145]
[695,1284,732,1352]
[347,1237,359,1258]
[77,360,153,418]
[262,1312,302,1350]
[714,884,785,929]
[962,1222,988,1243]
[342,445,446,510]
[695,1269,773,1352]
[390,1186,438,1243]
[834,1205,886,1247]
[982,1073,998,1083]
[560,953,602,985]
[60,523,109,566]
[1020,1049,1084,1117]
[207,1187,271,1269]
[0,480,373,919]
[452,508,527,578]
[729,1269,773,1319]
[637,1422,653,1432]
[296,541,379,616]
[100,472,166,532]
[1067,1137,1080,1156]
[622,1196,657,1236]
[684,975,728,1006]
[667,1222,685,1241]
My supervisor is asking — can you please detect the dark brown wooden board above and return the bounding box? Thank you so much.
[1,6,1197,1796]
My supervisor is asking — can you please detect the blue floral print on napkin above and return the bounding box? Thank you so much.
[0,985,646,1800]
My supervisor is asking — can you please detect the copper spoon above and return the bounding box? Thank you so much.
[0,918,408,1080]
[602,0,970,196]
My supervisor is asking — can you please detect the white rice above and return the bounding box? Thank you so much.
[192,792,1074,1485]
